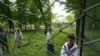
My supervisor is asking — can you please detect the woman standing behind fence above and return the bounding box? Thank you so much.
[0,25,9,54]
[14,29,23,48]
[60,34,79,56]
[46,29,55,55]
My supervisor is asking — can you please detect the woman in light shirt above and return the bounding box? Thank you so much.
[60,34,79,56]
[46,29,55,54]
[14,29,23,48]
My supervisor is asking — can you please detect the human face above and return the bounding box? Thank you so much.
[67,38,74,45]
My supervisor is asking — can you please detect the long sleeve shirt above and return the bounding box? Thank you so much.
[60,42,79,56]
[46,32,53,44]
[14,31,23,41]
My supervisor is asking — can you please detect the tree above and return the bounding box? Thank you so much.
[0,0,14,30]
[16,0,28,30]
[28,0,41,30]
[34,0,52,32]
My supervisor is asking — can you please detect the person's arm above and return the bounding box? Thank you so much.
[20,31,23,39]
[14,32,17,41]
[60,45,66,56]
[72,45,79,56]
[73,48,79,56]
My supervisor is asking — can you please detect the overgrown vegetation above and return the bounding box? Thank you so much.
[5,27,75,56]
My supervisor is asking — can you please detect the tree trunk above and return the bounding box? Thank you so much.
[3,0,14,31]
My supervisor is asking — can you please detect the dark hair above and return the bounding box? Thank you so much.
[67,34,75,40]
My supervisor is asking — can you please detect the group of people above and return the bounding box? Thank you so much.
[15,28,79,56]
[0,25,79,56]
[45,28,79,56]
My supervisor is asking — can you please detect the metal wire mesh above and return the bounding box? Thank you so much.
[0,0,100,56]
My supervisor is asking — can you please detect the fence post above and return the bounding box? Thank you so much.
[79,0,86,56]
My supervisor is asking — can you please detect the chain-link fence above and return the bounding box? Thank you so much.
[0,0,100,56]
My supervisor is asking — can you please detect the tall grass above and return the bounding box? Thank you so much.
[4,27,100,56]
[6,27,75,56]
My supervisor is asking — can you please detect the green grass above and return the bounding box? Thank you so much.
[6,28,100,56]
[6,27,75,56]
[4,27,100,56]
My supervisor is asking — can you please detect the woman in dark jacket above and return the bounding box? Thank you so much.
[0,25,9,54]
